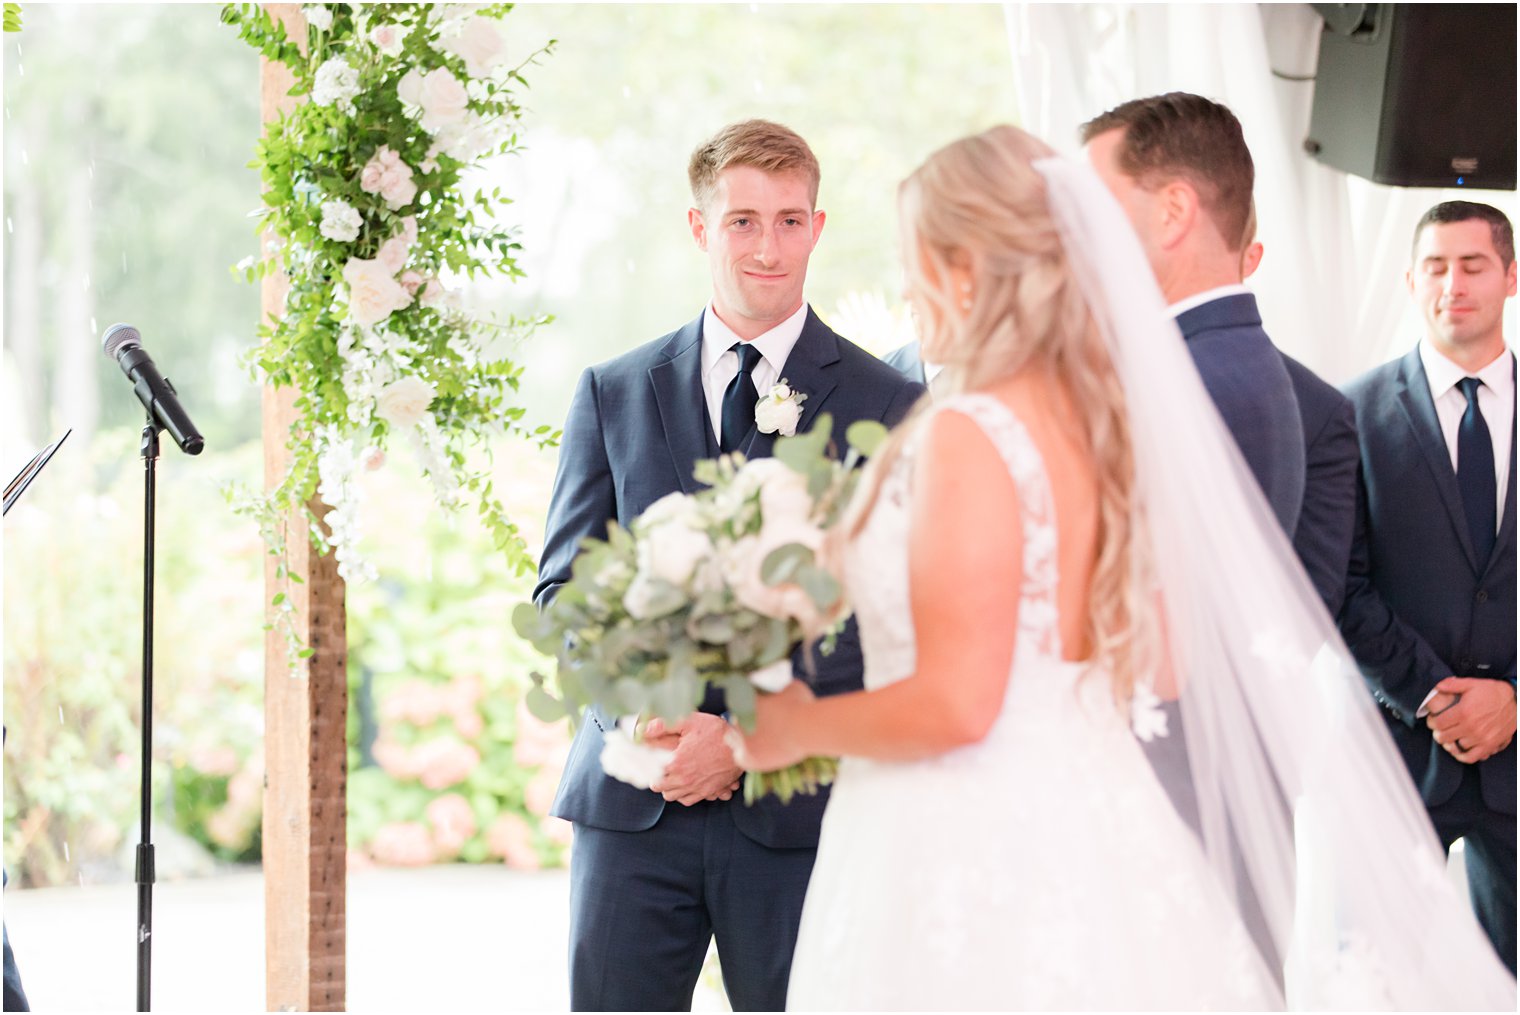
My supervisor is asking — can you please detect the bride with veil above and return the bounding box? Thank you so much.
[732,124,1517,1010]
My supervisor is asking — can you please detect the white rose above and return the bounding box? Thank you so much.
[374,376,436,429]
[358,146,418,211]
[342,256,413,327]
[302,4,333,31]
[753,461,814,525]
[360,446,386,472]
[638,519,714,589]
[641,490,703,530]
[397,67,469,133]
[398,270,424,296]
[368,23,404,56]
[311,57,360,111]
[377,236,409,275]
[622,573,684,621]
[755,387,804,436]
[599,723,673,791]
[318,200,362,243]
[722,519,828,628]
[400,215,418,246]
[748,660,795,694]
[440,15,506,78]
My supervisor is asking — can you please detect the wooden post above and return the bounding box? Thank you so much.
[260,5,347,1010]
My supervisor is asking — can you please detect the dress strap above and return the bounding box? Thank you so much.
[931,394,1063,659]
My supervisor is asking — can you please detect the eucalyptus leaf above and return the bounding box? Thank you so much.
[846,419,890,457]
[525,684,567,723]
[761,542,812,586]
[799,565,843,609]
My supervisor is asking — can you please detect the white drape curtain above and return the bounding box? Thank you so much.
[1003,2,1519,384]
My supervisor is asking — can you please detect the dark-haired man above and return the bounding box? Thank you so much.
[1339,201,1517,973]
[1082,92,1305,535]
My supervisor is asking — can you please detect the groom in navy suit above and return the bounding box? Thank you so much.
[1339,202,1517,972]
[536,120,923,1011]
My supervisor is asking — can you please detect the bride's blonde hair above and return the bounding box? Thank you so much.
[850,125,1155,700]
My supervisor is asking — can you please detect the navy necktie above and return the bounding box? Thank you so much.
[720,343,763,453]
[1457,376,1497,564]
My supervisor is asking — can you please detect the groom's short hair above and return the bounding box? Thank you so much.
[1080,92,1254,253]
[688,119,821,212]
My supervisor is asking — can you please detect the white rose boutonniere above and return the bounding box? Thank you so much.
[754,379,806,437]
[375,375,436,430]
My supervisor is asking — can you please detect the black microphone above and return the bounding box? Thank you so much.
[101,323,205,455]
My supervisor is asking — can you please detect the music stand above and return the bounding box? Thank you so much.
[4,430,71,516]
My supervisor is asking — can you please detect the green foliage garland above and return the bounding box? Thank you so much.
[223,3,556,651]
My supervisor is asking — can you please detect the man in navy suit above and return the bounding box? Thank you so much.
[1082,93,1305,536]
[1339,201,1517,972]
[536,120,923,1011]
[1237,207,1361,613]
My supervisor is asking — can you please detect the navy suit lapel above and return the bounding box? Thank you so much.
[649,315,716,495]
[1486,356,1518,576]
[1395,348,1480,571]
[742,308,841,460]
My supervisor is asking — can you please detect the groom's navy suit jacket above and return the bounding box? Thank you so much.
[1175,293,1306,537]
[1338,347,1517,813]
[539,308,924,849]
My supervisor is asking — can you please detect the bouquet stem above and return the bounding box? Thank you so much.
[743,755,839,806]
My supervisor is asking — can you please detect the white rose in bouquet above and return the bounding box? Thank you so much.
[721,520,827,631]
[599,722,673,790]
[748,659,795,694]
[319,200,362,242]
[623,573,685,622]
[441,15,506,78]
[638,519,714,588]
[312,57,360,111]
[343,256,413,327]
[375,375,436,429]
[397,67,469,133]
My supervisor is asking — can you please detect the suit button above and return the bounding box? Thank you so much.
[1391,709,1404,722]
[1476,590,1489,603]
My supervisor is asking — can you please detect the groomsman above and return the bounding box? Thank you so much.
[536,120,923,1010]
[1339,201,1517,973]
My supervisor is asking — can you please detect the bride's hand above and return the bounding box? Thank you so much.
[727,681,816,772]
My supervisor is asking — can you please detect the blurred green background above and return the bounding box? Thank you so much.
[2,3,1017,887]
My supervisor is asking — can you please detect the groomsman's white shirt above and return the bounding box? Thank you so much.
[1418,339,1516,526]
[700,302,808,440]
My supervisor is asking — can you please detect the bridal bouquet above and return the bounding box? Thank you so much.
[513,415,886,804]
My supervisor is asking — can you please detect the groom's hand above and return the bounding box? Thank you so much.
[646,714,744,806]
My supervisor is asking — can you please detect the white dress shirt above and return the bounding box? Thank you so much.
[1417,340,1515,526]
[1166,283,1254,320]
[699,302,809,441]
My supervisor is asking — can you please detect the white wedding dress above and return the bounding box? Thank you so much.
[785,393,1281,1011]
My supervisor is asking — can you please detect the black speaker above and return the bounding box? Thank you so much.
[1305,4,1516,190]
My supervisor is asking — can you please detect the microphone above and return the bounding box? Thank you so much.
[101,324,205,455]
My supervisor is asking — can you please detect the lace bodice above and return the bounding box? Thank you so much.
[843,392,1065,690]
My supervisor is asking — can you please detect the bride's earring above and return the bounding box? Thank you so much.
[959,280,973,311]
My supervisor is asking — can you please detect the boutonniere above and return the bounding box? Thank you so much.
[755,379,807,437]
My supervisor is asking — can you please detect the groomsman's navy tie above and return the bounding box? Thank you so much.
[721,342,763,453]
[1457,376,1497,565]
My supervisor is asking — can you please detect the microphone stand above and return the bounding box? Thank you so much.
[135,415,159,1012]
